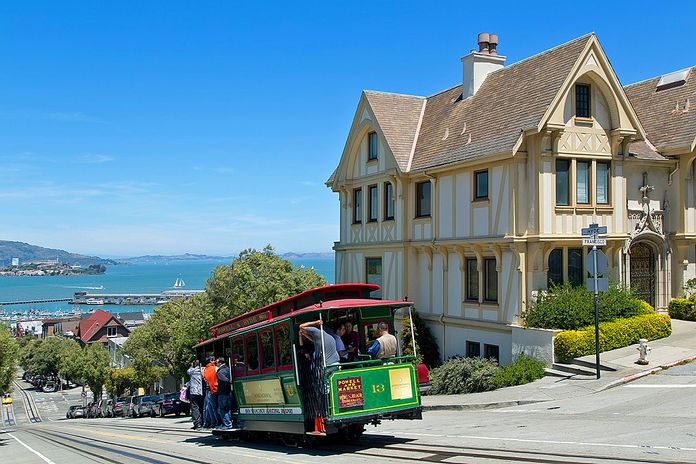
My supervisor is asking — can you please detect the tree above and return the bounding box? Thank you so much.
[0,326,19,394]
[106,367,138,397]
[19,337,75,376]
[58,339,85,383]
[399,308,441,368]
[81,343,110,401]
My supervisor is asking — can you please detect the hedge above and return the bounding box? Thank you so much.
[668,298,696,321]
[554,313,672,361]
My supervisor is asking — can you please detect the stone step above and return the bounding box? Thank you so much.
[570,358,618,372]
[544,367,596,379]
[550,362,598,376]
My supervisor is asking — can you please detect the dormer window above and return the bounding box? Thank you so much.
[575,84,591,118]
[368,132,378,161]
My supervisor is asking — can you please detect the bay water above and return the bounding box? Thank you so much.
[0,258,335,315]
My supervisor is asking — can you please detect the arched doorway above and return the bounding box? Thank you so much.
[629,242,656,306]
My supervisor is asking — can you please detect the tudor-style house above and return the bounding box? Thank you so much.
[327,32,696,363]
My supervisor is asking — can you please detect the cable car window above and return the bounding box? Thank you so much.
[260,330,275,371]
[232,337,245,377]
[246,334,259,374]
[363,321,391,347]
[275,324,292,369]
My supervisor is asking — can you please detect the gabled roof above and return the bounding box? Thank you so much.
[625,67,696,153]
[363,91,426,171]
[77,309,119,343]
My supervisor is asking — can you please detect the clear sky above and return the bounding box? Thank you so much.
[0,1,694,257]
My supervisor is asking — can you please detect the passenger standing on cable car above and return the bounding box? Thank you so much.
[299,319,339,433]
[187,360,203,430]
[215,357,236,430]
[202,357,220,428]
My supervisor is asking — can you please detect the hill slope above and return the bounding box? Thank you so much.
[0,240,115,266]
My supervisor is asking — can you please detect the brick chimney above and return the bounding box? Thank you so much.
[461,32,506,99]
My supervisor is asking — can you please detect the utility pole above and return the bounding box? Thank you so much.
[582,223,608,379]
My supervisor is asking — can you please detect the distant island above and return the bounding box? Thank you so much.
[119,251,334,264]
[0,263,107,277]
[0,240,116,267]
[280,252,334,259]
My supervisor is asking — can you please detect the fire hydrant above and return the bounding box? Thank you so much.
[636,338,651,365]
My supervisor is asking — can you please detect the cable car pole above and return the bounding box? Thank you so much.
[319,313,326,368]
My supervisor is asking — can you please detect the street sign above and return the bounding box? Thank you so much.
[582,238,607,247]
[581,223,608,236]
[81,391,87,398]
[586,277,609,292]
[586,249,608,275]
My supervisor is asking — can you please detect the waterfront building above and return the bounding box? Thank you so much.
[327,32,696,363]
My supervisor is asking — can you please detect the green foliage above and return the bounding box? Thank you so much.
[57,339,84,382]
[0,326,19,395]
[523,283,649,330]
[124,245,327,382]
[668,298,696,321]
[19,336,76,376]
[490,355,546,388]
[399,308,441,368]
[683,278,696,298]
[554,313,672,360]
[81,343,111,401]
[106,367,138,397]
[428,357,498,395]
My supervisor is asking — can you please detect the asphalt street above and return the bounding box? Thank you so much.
[2,365,695,464]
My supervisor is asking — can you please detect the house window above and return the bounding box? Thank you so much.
[474,170,488,200]
[556,159,570,206]
[384,182,394,220]
[366,257,382,299]
[484,258,498,302]
[466,258,479,301]
[416,181,431,217]
[353,188,362,224]
[596,162,610,204]
[484,344,499,362]
[368,131,378,161]
[107,327,117,337]
[568,248,584,286]
[548,249,563,286]
[576,84,591,118]
[576,161,591,204]
[368,185,378,222]
[466,341,481,358]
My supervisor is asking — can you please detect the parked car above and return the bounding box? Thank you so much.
[42,381,57,393]
[154,392,190,417]
[136,395,159,417]
[101,399,114,418]
[125,395,141,418]
[113,396,128,417]
[66,405,86,419]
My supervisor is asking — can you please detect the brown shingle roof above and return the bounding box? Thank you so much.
[625,67,696,152]
[364,91,425,171]
[410,34,593,171]
[628,140,667,161]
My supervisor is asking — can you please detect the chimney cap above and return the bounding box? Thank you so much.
[477,32,490,54]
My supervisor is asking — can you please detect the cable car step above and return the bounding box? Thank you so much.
[305,431,327,436]
[211,427,242,437]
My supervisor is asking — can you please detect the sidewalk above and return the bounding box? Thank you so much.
[422,319,696,411]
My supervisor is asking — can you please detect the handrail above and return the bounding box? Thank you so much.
[323,355,416,370]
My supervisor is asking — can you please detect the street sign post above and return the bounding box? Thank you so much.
[581,223,607,379]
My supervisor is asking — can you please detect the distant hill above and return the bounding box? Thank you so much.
[118,253,233,264]
[0,240,116,267]
[280,252,334,259]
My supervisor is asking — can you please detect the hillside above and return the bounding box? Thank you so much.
[118,253,232,264]
[0,240,115,267]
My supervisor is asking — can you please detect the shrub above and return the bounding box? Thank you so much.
[668,298,696,321]
[523,283,647,330]
[399,308,441,368]
[428,357,498,395]
[554,313,672,361]
[491,354,546,388]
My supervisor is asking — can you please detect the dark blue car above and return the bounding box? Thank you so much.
[154,393,190,417]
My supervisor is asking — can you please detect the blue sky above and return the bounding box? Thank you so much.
[0,1,694,257]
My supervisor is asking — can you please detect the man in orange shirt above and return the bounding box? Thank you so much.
[202,357,220,428]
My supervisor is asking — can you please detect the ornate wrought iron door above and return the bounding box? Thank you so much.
[630,243,655,306]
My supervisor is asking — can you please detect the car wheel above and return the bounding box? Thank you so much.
[159,409,164,418]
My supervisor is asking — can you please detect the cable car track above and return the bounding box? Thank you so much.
[13,380,42,423]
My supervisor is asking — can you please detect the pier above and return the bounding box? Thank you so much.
[69,290,204,306]
[0,298,72,305]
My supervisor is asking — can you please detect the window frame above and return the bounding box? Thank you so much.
[484,344,500,363]
[466,340,481,358]
[232,336,246,378]
[259,328,276,374]
[575,83,591,119]
[383,182,394,221]
[555,159,570,206]
[244,332,260,376]
[548,248,563,287]
[107,326,117,338]
[274,323,293,371]
[415,181,431,218]
[474,169,489,201]
[353,188,362,224]
[576,160,591,205]
[568,248,584,286]
[484,258,498,303]
[367,131,378,161]
[465,258,479,302]
[365,257,383,299]
[596,161,610,205]
[368,184,378,222]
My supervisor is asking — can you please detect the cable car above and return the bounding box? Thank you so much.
[193,283,423,442]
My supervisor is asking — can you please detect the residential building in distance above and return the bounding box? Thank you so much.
[328,32,696,363]
[75,309,130,345]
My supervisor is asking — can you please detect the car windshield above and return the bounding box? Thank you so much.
[116,397,127,402]
[141,395,158,402]
[164,393,178,401]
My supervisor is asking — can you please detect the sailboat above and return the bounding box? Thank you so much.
[173,275,185,288]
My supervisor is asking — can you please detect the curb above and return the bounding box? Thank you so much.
[597,353,696,392]
[422,399,547,412]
